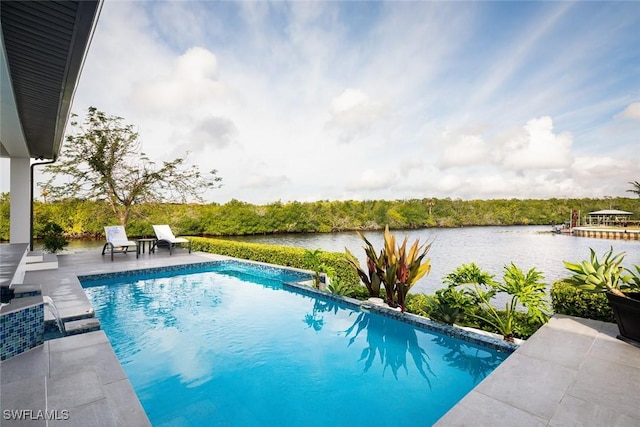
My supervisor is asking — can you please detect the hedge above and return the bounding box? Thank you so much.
[189,237,360,288]
[550,281,614,323]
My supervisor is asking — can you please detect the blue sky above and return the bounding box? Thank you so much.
[5,1,639,204]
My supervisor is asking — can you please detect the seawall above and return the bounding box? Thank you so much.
[572,227,640,240]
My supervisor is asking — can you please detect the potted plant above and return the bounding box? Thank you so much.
[563,247,640,346]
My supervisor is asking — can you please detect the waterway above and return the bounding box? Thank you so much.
[220,225,640,294]
[60,225,640,295]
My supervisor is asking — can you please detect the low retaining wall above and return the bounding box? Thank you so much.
[572,227,640,240]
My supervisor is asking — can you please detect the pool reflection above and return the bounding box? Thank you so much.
[343,311,435,386]
[431,335,504,384]
[341,309,505,385]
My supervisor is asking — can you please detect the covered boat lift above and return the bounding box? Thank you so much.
[585,209,634,227]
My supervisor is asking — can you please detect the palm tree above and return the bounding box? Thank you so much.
[628,181,640,197]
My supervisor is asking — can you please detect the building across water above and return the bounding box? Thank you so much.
[553,209,639,240]
[584,209,636,227]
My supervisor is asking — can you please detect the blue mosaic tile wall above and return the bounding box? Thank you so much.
[13,289,41,299]
[79,259,312,286]
[0,303,44,361]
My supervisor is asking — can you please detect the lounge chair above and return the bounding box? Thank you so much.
[152,225,191,255]
[102,226,139,261]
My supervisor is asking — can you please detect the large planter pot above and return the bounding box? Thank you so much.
[606,292,640,347]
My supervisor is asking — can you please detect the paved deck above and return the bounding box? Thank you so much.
[436,315,640,426]
[1,331,149,426]
[2,247,640,426]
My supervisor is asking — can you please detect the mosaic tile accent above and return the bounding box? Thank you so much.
[215,260,312,282]
[284,281,518,354]
[79,260,312,286]
[13,288,42,299]
[0,302,44,361]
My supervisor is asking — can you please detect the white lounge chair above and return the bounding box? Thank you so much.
[102,226,139,261]
[152,225,191,255]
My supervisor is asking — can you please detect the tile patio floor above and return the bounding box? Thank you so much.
[436,315,640,426]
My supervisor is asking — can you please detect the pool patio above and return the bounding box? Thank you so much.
[2,247,639,426]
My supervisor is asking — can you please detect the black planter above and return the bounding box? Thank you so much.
[606,292,640,347]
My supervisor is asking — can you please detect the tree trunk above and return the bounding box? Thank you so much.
[119,208,130,226]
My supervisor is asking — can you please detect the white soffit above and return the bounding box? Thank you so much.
[0,26,29,159]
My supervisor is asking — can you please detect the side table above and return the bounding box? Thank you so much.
[137,238,157,254]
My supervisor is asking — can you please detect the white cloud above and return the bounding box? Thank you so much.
[190,116,239,150]
[435,174,464,194]
[617,102,640,120]
[399,158,425,177]
[151,2,209,49]
[331,89,369,113]
[242,174,290,190]
[130,47,225,113]
[72,2,172,114]
[441,134,490,168]
[346,170,397,191]
[7,1,636,204]
[499,116,573,170]
[465,3,574,110]
[570,156,636,181]
[325,89,385,143]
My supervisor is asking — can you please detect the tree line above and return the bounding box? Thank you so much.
[0,193,637,241]
[5,107,633,242]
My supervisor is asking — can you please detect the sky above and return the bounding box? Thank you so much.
[4,0,640,204]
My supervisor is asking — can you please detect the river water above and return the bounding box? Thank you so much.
[221,225,640,295]
[62,225,639,295]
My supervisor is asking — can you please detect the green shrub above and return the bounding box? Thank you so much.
[348,285,372,300]
[430,286,477,325]
[405,293,434,317]
[190,237,360,288]
[41,221,68,253]
[468,310,542,340]
[407,287,475,325]
[404,292,542,339]
[551,281,614,322]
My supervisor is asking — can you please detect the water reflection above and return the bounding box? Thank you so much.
[85,273,224,386]
[431,335,504,384]
[343,311,435,386]
[339,309,507,385]
[303,299,340,331]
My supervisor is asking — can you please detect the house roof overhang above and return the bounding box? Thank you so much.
[0,0,102,161]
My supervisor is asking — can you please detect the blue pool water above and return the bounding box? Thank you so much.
[81,261,509,426]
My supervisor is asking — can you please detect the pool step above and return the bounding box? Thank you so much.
[24,253,58,271]
[25,251,44,263]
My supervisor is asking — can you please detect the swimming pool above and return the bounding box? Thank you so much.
[81,261,510,426]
